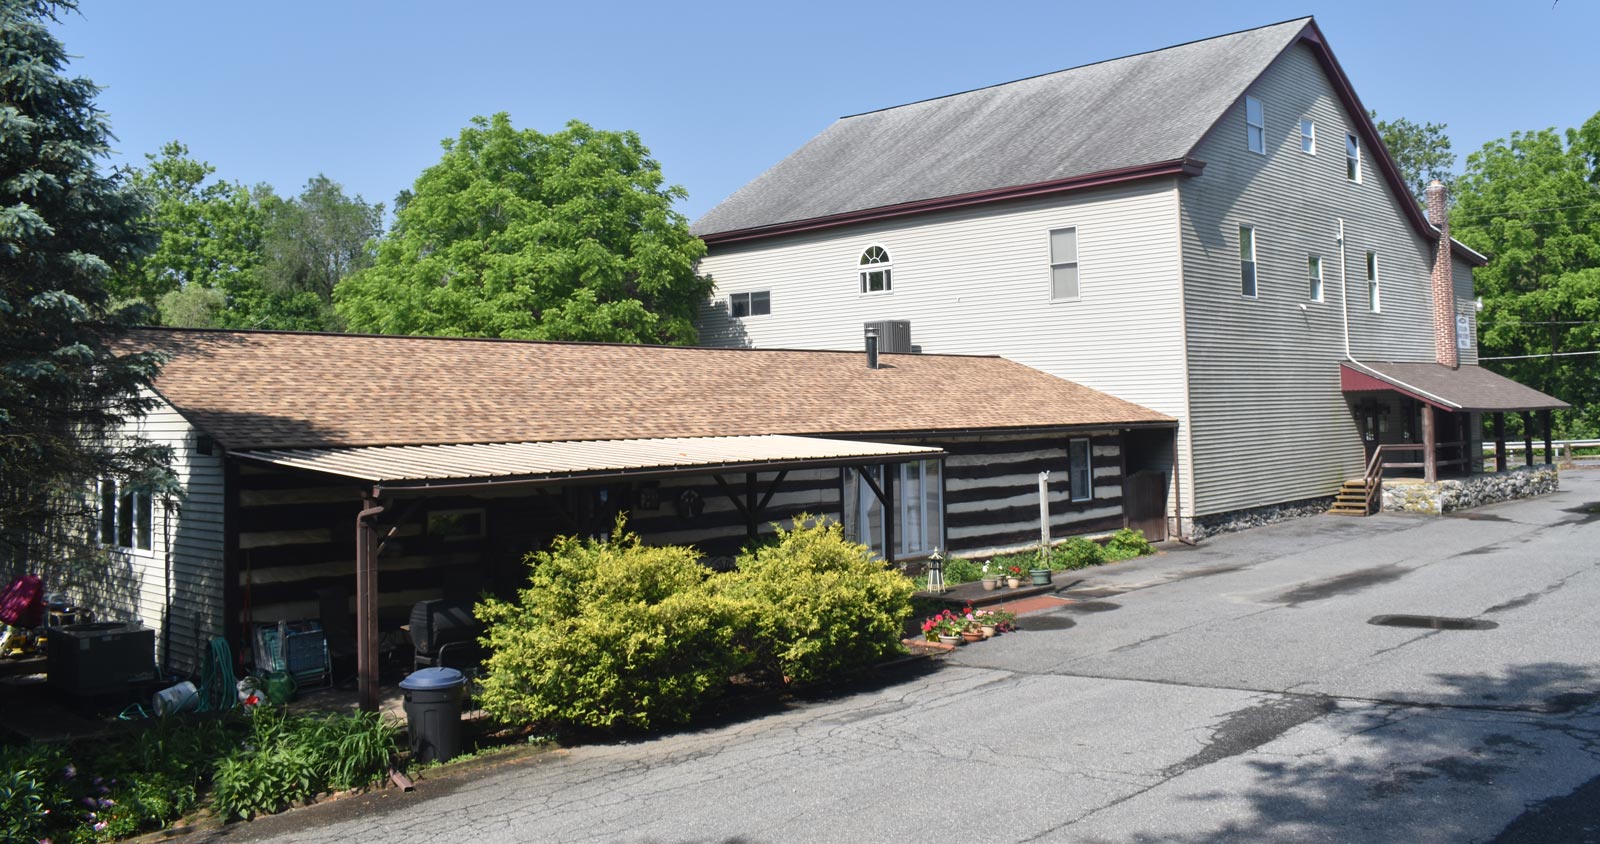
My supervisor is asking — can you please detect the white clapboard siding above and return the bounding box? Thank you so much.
[696,180,1195,521]
[1176,41,1477,515]
[91,394,226,673]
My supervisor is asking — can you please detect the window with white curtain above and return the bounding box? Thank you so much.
[842,460,943,558]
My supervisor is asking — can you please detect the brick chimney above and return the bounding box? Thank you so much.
[1426,179,1459,369]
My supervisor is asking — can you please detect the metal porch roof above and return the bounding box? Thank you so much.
[231,435,944,493]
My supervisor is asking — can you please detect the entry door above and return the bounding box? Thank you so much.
[1123,470,1168,542]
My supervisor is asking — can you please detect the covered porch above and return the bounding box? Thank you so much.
[1339,362,1569,493]
[229,434,943,711]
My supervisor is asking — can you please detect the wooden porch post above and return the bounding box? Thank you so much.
[1494,412,1507,473]
[1421,404,1437,482]
[356,497,383,713]
[1542,410,1554,465]
[883,466,896,566]
[744,472,758,544]
[1523,412,1535,467]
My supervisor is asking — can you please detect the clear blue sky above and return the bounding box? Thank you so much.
[52,0,1600,223]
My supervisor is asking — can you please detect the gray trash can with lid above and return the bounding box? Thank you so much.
[399,667,466,763]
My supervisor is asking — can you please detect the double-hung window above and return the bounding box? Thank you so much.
[99,479,152,551]
[859,246,892,294]
[1346,133,1362,182]
[1068,439,1093,502]
[1049,227,1079,300]
[1366,251,1380,312]
[1301,119,1316,154]
[730,291,770,317]
[842,460,943,558]
[1245,96,1265,154]
[1308,255,1324,302]
[1239,226,1258,298]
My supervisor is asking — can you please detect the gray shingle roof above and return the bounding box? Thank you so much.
[1350,363,1569,413]
[693,18,1312,237]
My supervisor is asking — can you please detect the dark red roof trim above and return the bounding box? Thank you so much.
[700,159,1205,246]
[1339,363,1453,411]
[1295,22,1486,267]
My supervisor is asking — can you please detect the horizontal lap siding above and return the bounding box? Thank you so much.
[696,181,1193,524]
[1178,43,1469,516]
[91,397,225,674]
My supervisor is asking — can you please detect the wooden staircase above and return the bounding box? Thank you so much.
[1328,478,1376,516]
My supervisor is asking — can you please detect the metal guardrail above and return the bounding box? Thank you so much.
[1481,439,1600,464]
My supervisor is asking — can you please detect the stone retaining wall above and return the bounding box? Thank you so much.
[1381,465,1560,515]
[1191,496,1337,540]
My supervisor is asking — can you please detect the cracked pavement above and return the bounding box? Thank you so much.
[219,472,1600,843]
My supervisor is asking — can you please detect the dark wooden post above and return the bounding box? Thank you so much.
[356,497,384,713]
[1542,409,1554,465]
[1422,404,1437,482]
[1523,412,1535,467]
[1494,412,1507,473]
[744,472,758,544]
[883,466,896,566]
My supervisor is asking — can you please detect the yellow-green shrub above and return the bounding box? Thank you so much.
[719,515,914,686]
[475,522,751,731]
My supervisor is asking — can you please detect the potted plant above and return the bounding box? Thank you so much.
[1030,566,1052,586]
[921,610,967,645]
[980,561,998,591]
[976,608,1017,634]
[1005,563,1025,588]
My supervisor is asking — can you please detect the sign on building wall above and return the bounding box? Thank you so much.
[1456,315,1471,350]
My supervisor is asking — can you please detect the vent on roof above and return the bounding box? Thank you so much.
[864,320,912,355]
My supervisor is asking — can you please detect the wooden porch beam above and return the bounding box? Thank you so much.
[1523,412,1535,467]
[1542,409,1554,465]
[1494,412,1507,472]
[355,497,384,713]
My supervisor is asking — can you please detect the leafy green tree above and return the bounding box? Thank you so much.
[335,114,710,343]
[112,141,265,323]
[1370,109,1456,205]
[257,175,382,330]
[0,0,172,574]
[1452,112,1600,437]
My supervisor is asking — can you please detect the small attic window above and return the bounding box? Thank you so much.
[859,245,892,294]
[1246,96,1265,154]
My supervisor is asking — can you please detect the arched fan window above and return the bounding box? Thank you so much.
[859,245,892,294]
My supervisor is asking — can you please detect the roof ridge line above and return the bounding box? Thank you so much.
[839,16,1315,119]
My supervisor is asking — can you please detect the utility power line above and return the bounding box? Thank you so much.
[1480,349,1600,361]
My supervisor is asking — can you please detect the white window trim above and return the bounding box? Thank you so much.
[1301,119,1316,155]
[1048,225,1081,302]
[1308,254,1324,303]
[858,244,893,296]
[1240,225,1259,299]
[1346,133,1363,183]
[842,460,944,559]
[729,290,771,319]
[99,479,154,555]
[1245,96,1265,155]
[1367,251,1381,313]
[1068,439,1093,503]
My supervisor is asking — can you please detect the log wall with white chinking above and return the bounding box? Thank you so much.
[1177,41,1478,516]
[903,431,1125,558]
[84,394,225,674]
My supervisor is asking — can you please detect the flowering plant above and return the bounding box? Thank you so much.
[973,608,1017,633]
[1006,564,1025,578]
[921,610,968,640]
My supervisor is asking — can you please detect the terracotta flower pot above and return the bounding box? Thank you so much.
[960,629,983,643]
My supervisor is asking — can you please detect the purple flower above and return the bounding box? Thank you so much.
[93,821,107,832]
[61,764,76,779]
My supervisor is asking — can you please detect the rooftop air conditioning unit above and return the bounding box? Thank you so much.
[864,320,912,354]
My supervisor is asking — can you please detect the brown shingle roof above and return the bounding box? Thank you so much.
[119,328,1171,450]
[1343,362,1568,413]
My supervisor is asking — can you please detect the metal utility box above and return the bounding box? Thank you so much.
[863,320,913,354]
[47,621,156,697]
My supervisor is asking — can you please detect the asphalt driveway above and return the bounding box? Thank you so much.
[217,471,1600,844]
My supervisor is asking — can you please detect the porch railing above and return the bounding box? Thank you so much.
[1362,441,1474,511]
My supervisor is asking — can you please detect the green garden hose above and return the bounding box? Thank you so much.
[197,636,236,712]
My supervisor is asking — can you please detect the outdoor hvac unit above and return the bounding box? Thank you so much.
[47,621,156,697]
[864,320,913,354]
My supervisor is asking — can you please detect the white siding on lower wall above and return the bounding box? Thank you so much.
[79,395,225,674]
